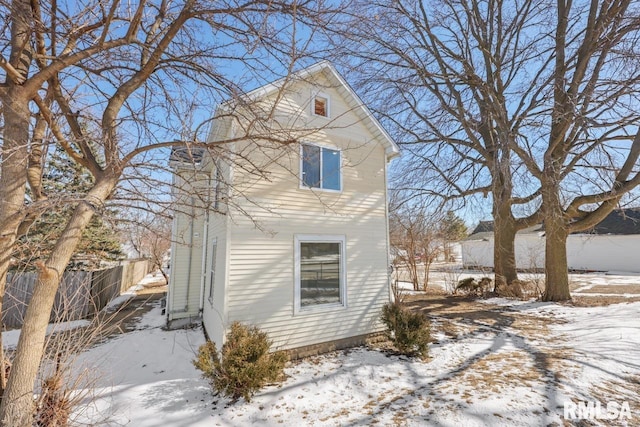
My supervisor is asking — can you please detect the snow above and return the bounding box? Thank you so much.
[36,272,639,425]
[532,302,640,404]
[103,289,137,311]
[73,309,209,426]
[3,319,90,349]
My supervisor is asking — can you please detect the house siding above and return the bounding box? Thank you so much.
[200,212,229,348]
[167,170,210,322]
[220,77,391,350]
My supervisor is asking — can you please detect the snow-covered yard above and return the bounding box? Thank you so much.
[29,273,640,426]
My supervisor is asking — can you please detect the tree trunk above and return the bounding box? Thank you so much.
[0,0,35,400]
[493,216,518,290]
[0,179,116,426]
[492,172,518,291]
[0,88,31,400]
[422,258,431,291]
[542,185,571,301]
[489,145,519,291]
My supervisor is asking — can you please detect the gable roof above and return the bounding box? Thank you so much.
[169,146,205,166]
[584,208,640,235]
[472,220,494,234]
[215,60,400,161]
[466,208,640,240]
[465,220,544,241]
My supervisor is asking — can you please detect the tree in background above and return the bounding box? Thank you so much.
[438,211,467,262]
[336,0,640,301]
[335,0,547,291]
[390,204,443,291]
[526,0,640,301]
[15,146,124,271]
[121,212,172,283]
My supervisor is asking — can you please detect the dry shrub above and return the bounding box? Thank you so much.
[4,289,142,426]
[454,277,492,297]
[194,322,287,402]
[35,354,71,427]
[495,279,524,299]
[381,302,430,360]
[517,279,543,299]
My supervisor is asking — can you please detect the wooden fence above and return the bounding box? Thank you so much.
[3,259,150,329]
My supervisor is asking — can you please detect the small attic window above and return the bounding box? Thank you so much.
[313,93,329,117]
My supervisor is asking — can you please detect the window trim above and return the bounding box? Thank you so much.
[213,161,223,212]
[299,143,342,192]
[294,234,347,315]
[311,91,331,118]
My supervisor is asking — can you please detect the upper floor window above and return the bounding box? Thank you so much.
[301,144,341,191]
[312,93,330,117]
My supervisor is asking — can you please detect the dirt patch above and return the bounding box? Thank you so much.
[569,295,640,307]
[95,291,165,338]
[404,292,556,336]
[402,291,575,411]
[589,375,640,425]
[577,284,640,294]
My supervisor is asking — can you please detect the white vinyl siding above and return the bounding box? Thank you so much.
[201,164,231,350]
[167,170,211,321]
[196,72,392,351]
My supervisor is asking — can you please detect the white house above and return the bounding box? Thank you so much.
[461,208,640,273]
[167,61,400,356]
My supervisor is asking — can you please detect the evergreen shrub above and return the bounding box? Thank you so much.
[194,322,287,402]
[381,302,430,359]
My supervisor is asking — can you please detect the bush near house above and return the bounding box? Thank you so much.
[194,322,287,402]
[381,302,430,360]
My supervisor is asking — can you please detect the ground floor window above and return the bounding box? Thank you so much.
[294,235,346,312]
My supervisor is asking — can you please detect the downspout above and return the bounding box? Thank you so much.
[184,196,195,311]
[384,155,394,303]
[199,172,212,315]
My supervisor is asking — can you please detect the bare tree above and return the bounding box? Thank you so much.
[336,0,640,301]
[527,0,640,301]
[121,212,172,283]
[390,205,442,291]
[0,0,344,423]
[335,0,547,290]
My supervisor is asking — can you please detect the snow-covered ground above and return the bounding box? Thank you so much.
[3,270,638,425]
[61,272,639,426]
[401,264,640,298]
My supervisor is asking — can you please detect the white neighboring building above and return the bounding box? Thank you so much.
[461,208,640,273]
[167,61,399,356]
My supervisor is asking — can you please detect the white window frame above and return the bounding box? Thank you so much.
[311,91,331,118]
[294,234,347,314]
[299,143,342,192]
[213,161,223,212]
